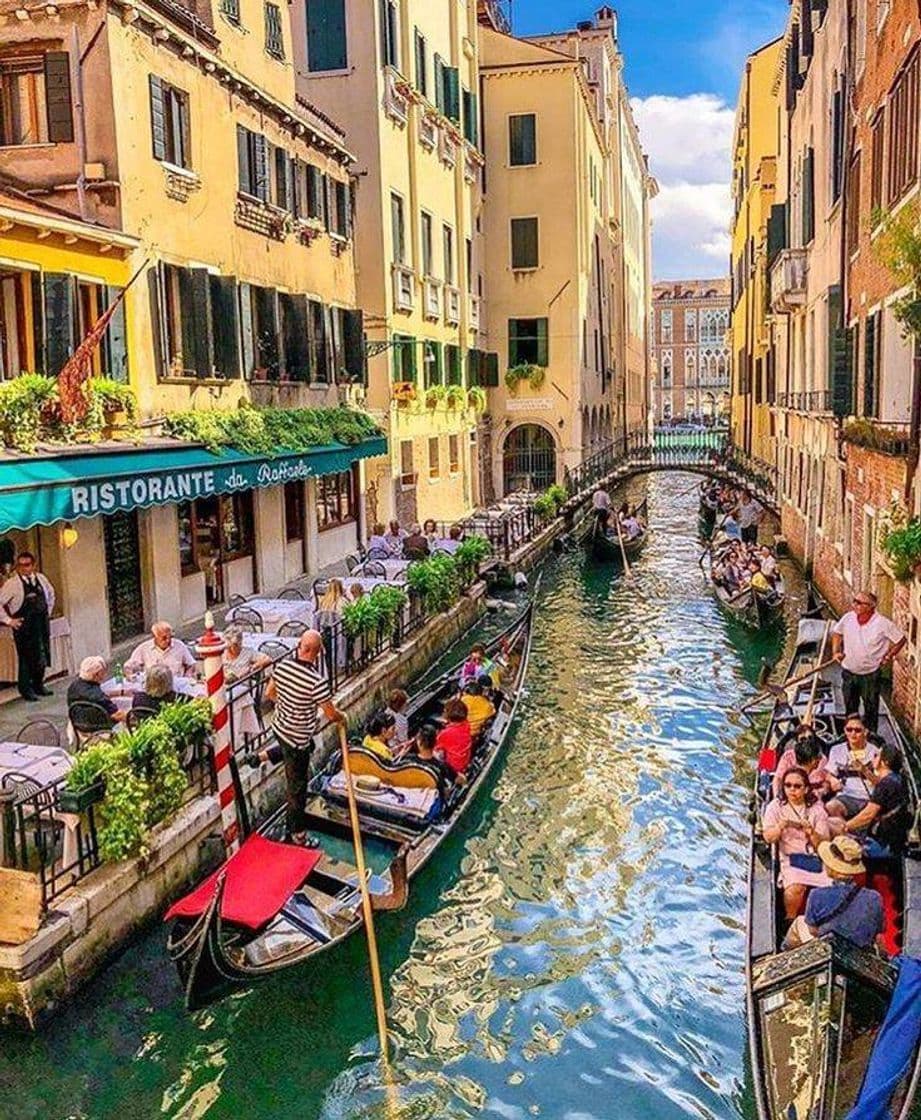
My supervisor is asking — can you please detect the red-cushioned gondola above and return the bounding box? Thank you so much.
[165,834,322,931]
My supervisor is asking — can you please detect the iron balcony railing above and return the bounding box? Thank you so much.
[775,390,832,413]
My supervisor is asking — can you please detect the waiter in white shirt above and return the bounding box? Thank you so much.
[832,590,905,731]
[0,551,55,701]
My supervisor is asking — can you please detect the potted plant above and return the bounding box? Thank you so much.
[445,384,467,410]
[504,364,546,393]
[425,384,447,409]
[392,381,417,406]
[89,378,137,436]
[880,517,921,582]
[59,740,112,814]
[467,386,487,412]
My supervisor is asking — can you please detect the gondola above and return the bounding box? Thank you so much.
[165,601,535,1011]
[703,545,786,629]
[698,482,719,535]
[587,498,649,563]
[746,616,921,1120]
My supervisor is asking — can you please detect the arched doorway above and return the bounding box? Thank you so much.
[503,424,557,494]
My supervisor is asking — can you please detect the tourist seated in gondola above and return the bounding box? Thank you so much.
[762,765,833,922]
[830,741,910,857]
[362,709,397,762]
[758,546,778,579]
[460,642,497,688]
[772,732,837,800]
[385,688,411,745]
[413,722,451,800]
[825,715,880,823]
[749,562,773,596]
[460,677,496,736]
[783,836,884,950]
[620,510,643,540]
[436,698,473,779]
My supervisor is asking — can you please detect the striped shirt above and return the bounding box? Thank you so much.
[272,657,332,749]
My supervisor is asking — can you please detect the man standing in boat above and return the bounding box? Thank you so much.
[266,629,347,847]
[735,490,763,545]
[831,591,905,732]
[592,486,611,531]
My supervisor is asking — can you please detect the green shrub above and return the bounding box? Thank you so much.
[504,364,546,392]
[467,386,487,412]
[341,585,408,637]
[0,374,57,451]
[454,535,491,583]
[164,404,382,456]
[881,518,921,581]
[407,554,461,614]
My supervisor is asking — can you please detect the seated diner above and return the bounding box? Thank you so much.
[67,655,125,729]
[125,621,196,680]
[131,664,179,715]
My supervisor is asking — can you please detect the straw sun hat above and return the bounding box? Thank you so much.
[817,836,866,877]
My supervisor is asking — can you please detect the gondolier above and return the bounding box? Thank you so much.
[0,551,55,700]
[735,490,763,545]
[832,591,904,731]
[265,629,346,846]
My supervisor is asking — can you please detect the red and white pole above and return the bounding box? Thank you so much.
[196,611,239,856]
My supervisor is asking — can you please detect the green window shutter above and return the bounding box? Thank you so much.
[43,273,76,377]
[511,217,538,269]
[147,268,164,378]
[180,268,214,378]
[462,90,478,145]
[239,283,254,379]
[485,351,499,387]
[444,66,460,123]
[274,146,288,209]
[536,318,549,366]
[509,114,535,165]
[149,75,167,161]
[236,125,251,195]
[434,55,444,112]
[414,30,427,96]
[210,275,240,378]
[102,285,128,382]
[307,0,347,72]
[802,147,815,243]
[766,203,787,265]
[44,52,74,143]
[343,309,366,383]
[864,311,878,417]
[254,134,270,203]
[508,319,519,367]
[280,294,309,380]
[431,341,443,386]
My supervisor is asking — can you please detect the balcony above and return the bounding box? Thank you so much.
[423,277,441,321]
[439,127,457,169]
[770,248,808,314]
[463,144,480,185]
[775,390,832,414]
[392,263,415,312]
[469,293,482,332]
[842,418,912,458]
[383,67,410,127]
[418,110,438,151]
[444,285,461,325]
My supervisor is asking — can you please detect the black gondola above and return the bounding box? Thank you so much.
[165,602,535,1011]
[746,616,921,1120]
[703,546,786,629]
[587,498,649,563]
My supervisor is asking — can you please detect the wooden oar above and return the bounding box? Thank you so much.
[802,621,831,727]
[741,656,838,710]
[337,722,392,1065]
[613,511,633,579]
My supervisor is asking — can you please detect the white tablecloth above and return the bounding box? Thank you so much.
[240,633,298,657]
[0,741,78,869]
[356,559,410,581]
[227,598,315,634]
[0,616,74,683]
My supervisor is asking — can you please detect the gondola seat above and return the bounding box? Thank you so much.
[346,746,440,790]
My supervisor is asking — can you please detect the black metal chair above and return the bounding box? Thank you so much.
[312,578,330,605]
[228,593,248,608]
[231,618,258,634]
[16,718,62,748]
[68,702,115,748]
[277,620,309,639]
[277,587,305,601]
[126,706,158,731]
[362,561,387,578]
[229,605,264,631]
[345,553,361,574]
[259,640,291,662]
[1,770,59,866]
[367,546,391,561]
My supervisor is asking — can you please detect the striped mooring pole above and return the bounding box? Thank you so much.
[196,611,239,856]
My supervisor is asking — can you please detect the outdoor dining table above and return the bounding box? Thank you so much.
[226,598,316,634]
[355,558,410,581]
[0,741,79,870]
[101,674,264,743]
[240,632,298,657]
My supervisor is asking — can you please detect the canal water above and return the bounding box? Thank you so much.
[2,474,796,1120]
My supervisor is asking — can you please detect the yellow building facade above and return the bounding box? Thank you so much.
[293,0,491,526]
[729,36,783,463]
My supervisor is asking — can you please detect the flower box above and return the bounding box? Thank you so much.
[59,778,105,815]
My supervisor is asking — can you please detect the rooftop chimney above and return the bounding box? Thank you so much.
[595,6,617,35]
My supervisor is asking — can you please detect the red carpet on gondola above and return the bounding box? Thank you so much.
[165,834,322,931]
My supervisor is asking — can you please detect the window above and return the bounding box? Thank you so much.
[0,52,73,146]
[509,113,536,166]
[510,217,538,269]
[685,312,696,342]
[414,29,427,96]
[284,481,305,542]
[801,146,815,243]
[864,309,880,417]
[306,0,347,71]
[265,3,285,58]
[508,318,548,367]
[445,343,461,384]
[466,238,473,292]
[887,48,919,205]
[391,333,416,381]
[660,309,672,343]
[222,491,255,558]
[428,436,440,479]
[0,267,39,378]
[423,339,443,387]
[316,469,356,529]
[870,110,885,213]
[421,211,433,276]
[448,433,460,474]
[219,0,240,24]
[149,76,190,169]
[239,283,280,379]
[379,0,399,69]
[830,78,845,203]
[443,224,454,284]
[329,178,350,238]
[391,192,406,264]
[306,163,326,221]
[462,88,478,146]
[438,64,460,123]
[236,125,269,201]
[400,440,414,486]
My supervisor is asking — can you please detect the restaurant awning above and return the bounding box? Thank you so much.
[0,436,388,533]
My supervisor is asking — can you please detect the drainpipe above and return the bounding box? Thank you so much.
[70,24,88,221]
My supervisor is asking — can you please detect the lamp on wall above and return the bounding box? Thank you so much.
[61,523,79,550]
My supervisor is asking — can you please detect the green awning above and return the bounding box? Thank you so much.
[0,436,387,533]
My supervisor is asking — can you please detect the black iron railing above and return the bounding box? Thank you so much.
[775,390,832,413]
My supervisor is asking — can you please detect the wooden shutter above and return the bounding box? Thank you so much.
[238,282,255,378]
[149,75,167,161]
[434,54,444,112]
[864,311,879,417]
[179,268,214,378]
[307,0,347,71]
[274,146,288,209]
[378,0,388,67]
[767,203,787,264]
[462,89,477,145]
[508,320,519,367]
[43,273,75,376]
[237,125,251,195]
[343,309,366,383]
[30,272,44,374]
[309,300,327,382]
[414,30,426,95]
[254,134,269,202]
[443,66,460,122]
[279,294,309,380]
[292,158,304,218]
[324,177,334,232]
[802,147,815,243]
[210,275,240,377]
[103,285,128,382]
[801,0,814,57]
[286,157,296,216]
[511,218,538,269]
[827,286,854,418]
[147,266,165,377]
[44,52,74,143]
[484,351,499,387]
[536,318,549,366]
[386,0,398,67]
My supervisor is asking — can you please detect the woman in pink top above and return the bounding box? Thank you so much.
[762,765,832,920]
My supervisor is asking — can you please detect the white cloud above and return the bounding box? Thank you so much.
[631,93,734,280]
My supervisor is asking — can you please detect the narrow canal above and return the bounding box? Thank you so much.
[3,474,799,1120]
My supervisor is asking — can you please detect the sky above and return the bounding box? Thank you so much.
[512,0,788,281]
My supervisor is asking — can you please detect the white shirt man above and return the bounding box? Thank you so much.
[832,592,905,731]
[592,489,611,512]
[125,623,196,679]
[0,568,55,620]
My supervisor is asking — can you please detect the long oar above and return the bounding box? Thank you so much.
[337,723,392,1065]
[613,511,633,579]
[802,621,831,727]
[741,656,838,711]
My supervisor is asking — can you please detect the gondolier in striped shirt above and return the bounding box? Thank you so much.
[266,629,346,846]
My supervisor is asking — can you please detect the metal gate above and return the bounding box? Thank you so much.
[502,424,556,494]
[104,510,145,643]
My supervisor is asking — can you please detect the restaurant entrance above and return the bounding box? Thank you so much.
[104,510,145,643]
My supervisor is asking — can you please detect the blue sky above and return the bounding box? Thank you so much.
[512,0,788,279]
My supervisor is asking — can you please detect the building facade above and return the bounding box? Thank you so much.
[478,6,655,495]
[0,0,379,667]
[650,279,731,423]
